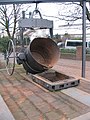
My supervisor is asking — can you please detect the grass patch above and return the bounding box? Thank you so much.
[60,48,90,54]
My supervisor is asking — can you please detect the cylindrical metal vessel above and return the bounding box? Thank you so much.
[23,37,60,74]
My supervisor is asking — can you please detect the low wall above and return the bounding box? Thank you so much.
[60,53,90,61]
[60,53,76,60]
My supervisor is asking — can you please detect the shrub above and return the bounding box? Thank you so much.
[0,37,9,53]
[60,48,76,54]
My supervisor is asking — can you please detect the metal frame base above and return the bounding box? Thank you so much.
[31,70,80,91]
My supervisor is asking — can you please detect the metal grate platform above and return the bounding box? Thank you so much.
[31,70,80,91]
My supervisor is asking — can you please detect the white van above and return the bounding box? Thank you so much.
[65,39,90,49]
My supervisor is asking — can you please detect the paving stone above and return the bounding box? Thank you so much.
[0,84,4,90]
[28,94,43,105]
[1,79,12,87]
[20,87,34,97]
[20,99,37,113]
[0,87,9,97]
[70,103,89,113]
[22,78,48,93]
[12,109,28,120]
[4,96,21,113]
[36,101,53,113]
[0,59,90,120]
[23,103,41,117]
[56,91,89,112]
[19,99,31,109]
[26,83,44,93]
[68,112,84,119]
[45,110,64,120]
[6,102,19,113]
[2,93,10,101]
[30,114,47,120]
[50,100,66,109]
[72,112,90,120]
[14,96,26,105]
[11,80,21,86]
[7,91,26,106]
[6,86,18,95]
[38,92,56,103]
[59,105,76,116]
[78,107,90,114]
[5,97,16,106]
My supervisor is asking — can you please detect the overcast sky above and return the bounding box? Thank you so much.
[1,2,90,38]
[23,2,90,36]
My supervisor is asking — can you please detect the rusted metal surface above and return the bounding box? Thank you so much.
[39,70,69,82]
[23,37,60,74]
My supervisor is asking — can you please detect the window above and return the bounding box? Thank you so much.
[67,42,82,47]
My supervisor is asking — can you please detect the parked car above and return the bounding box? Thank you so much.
[57,42,65,48]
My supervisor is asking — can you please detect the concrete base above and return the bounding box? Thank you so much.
[0,95,15,120]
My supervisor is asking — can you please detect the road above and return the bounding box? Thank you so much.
[53,59,90,80]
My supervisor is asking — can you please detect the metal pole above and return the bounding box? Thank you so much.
[50,28,53,38]
[82,0,86,78]
[49,22,53,38]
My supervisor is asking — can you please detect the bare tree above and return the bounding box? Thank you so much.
[42,2,90,26]
[0,4,22,39]
[80,2,90,21]
[57,2,90,23]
